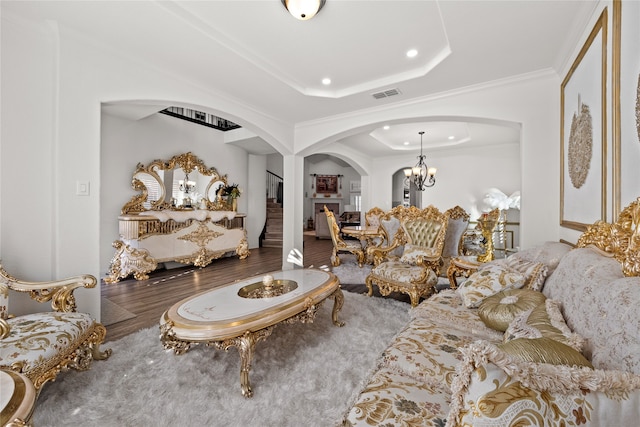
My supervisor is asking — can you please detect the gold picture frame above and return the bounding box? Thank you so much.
[560,8,608,231]
[612,0,640,220]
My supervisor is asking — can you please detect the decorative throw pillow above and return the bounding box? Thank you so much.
[400,244,437,264]
[504,299,586,352]
[457,265,526,308]
[508,241,573,275]
[498,337,593,367]
[449,340,640,427]
[478,289,546,331]
[502,258,548,291]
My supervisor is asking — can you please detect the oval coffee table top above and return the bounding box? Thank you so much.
[162,268,339,341]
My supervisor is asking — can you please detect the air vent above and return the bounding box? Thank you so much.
[372,88,401,99]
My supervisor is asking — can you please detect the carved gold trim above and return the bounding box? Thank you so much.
[104,240,158,284]
[0,264,97,313]
[366,269,435,308]
[577,197,640,276]
[324,206,365,267]
[445,205,470,222]
[122,152,229,214]
[160,283,344,398]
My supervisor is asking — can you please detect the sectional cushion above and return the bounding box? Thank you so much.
[342,367,450,427]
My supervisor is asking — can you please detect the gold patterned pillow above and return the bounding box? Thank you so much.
[457,265,526,308]
[478,289,546,331]
[503,257,548,290]
[504,299,586,352]
[449,340,640,427]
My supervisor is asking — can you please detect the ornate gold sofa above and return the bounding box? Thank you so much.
[0,265,111,394]
[342,198,640,426]
[365,205,449,307]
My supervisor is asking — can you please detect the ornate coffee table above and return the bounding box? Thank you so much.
[160,268,344,397]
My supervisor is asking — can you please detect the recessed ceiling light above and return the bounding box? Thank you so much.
[406,49,418,58]
[322,78,331,85]
[448,135,455,140]
[383,125,390,130]
[403,141,410,145]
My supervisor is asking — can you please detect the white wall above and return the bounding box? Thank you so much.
[100,112,253,276]
[293,73,558,250]
[1,11,291,318]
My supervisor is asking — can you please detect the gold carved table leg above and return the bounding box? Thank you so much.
[330,287,345,327]
[212,328,274,398]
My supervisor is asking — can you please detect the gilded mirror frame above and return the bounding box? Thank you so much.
[121,152,229,214]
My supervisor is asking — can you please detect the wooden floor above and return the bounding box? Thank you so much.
[101,234,333,342]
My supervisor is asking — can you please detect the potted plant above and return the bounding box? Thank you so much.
[221,183,241,211]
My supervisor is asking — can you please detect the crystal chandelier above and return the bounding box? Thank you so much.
[179,173,196,194]
[407,131,436,191]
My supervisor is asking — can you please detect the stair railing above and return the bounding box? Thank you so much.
[267,171,283,204]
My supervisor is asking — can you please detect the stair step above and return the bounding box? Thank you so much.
[266,226,282,233]
[262,239,283,248]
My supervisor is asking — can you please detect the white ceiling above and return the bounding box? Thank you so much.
[6,0,598,157]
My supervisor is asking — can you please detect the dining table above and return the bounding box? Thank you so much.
[340,225,383,263]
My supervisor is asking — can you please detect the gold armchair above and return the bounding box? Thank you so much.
[0,263,111,394]
[441,205,471,275]
[365,205,449,307]
[325,206,365,267]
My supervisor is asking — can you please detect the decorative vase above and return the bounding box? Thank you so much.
[232,198,238,212]
[477,209,500,263]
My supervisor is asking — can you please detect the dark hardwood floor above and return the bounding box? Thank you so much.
[101,234,333,342]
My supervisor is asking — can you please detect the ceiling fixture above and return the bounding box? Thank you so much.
[404,131,437,190]
[281,0,326,20]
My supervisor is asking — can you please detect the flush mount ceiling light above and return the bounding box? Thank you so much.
[281,0,326,20]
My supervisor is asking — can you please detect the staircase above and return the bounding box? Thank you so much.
[262,198,283,248]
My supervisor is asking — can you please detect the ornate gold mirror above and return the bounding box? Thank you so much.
[121,152,230,214]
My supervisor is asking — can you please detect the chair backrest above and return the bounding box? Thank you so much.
[365,207,385,227]
[377,205,411,257]
[442,205,471,258]
[401,205,449,256]
[324,205,345,248]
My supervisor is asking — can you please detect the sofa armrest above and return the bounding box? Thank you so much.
[0,263,96,313]
[366,227,406,265]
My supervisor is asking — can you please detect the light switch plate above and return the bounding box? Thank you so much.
[76,180,90,196]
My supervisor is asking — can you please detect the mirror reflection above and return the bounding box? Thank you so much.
[121,152,231,214]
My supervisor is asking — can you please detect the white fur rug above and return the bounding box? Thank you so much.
[33,291,410,427]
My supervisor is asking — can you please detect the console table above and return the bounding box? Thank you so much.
[105,210,249,283]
